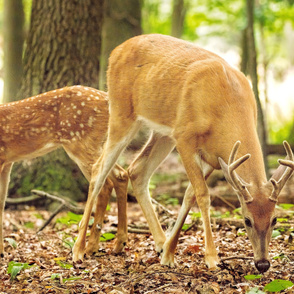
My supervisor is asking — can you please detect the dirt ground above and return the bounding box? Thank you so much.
[1,151,294,293]
[0,199,294,294]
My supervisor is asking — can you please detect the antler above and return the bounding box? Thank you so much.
[219,141,253,203]
[269,141,294,202]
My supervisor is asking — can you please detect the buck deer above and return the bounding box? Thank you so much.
[0,86,128,259]
[72,34,294,272]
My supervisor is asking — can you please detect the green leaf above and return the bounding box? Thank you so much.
[100,232,115,242]
[24,221,34,229]
[63,276,82,283]
[34,213,44,219]
[10,265,23,280]
[273,253,289,260]
[272,230,281,238]
[246,287,266,294]
[277,218,288,223]
[55,260,73,269]
[7,261,32,280]
[189,212,201,219]
[56,211,83,225]
[278,203,294,210]
[5,238,17,249]
[244,274,263,280]
[51,273,60,280]
[264,279,294,292]
[182,224,190,231]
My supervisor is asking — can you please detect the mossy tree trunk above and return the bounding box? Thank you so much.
[170,0,186,38]
[242,0,268,174]
[99,0,142,90]
[10,0,104,203]
[3,0,24,103]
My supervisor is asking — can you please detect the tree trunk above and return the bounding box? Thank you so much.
[3,0,24,103]
[19,0,104,99]
[99,0,142,90]
[246,0,268,174]
[171,0,186,38]
[10,0,104,203]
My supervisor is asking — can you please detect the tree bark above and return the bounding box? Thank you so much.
[3,0,24,103]
[19,0,104,99]
[246,0,268,173]
[10,0,104,203]
[99,0,142,90]
[171,0,186,38]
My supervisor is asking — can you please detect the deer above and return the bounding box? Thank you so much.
[0,85,128,260]
[72,34,294,273]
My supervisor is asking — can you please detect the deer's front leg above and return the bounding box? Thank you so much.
[0,163,13,258]
[161,141,218,269]
[85,178,113,256]
[161,183,195,266]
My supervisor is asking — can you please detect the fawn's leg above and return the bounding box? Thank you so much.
[128,132,175,252]
[72,120,141,261]
[109,165,129,253]
[0,163,13,257]
[86,178,113,256]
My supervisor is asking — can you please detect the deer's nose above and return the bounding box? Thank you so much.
[255,259,270,273]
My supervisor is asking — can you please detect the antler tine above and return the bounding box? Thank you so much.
[227,141,253,203]
[270,141,294,202]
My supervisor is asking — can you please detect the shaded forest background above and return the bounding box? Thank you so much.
[1,0,294,203]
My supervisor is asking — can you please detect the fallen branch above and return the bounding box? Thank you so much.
[31,190,84,214]
[6,195,41,204]
[151,198,175,216]
[221,256,253,262]
[37,204,65,233]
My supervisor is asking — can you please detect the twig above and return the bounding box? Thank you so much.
[37,204,65,233]
[6,195,41,204]
[212,194,236,210]
[31,189,85,232]
[221,256,253,262]
[31,190,84,214]
[151,198,175,215]
[145,283,173,293]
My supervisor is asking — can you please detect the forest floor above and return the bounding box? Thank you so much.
[1,151,294,293]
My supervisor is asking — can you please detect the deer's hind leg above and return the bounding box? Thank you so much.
[109,164,129,253]
[128,132,175,253]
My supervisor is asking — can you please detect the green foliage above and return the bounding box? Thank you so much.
[157,193,179,206]
[51,273,82,283]
[273,253,289,261]
[263,279,294,292]
[54,257,73,269]
[182,223,190,231]
[56,212,83,226]
[100,232,115,242]
[279,203,294,210]
[4,238,17,249]
[244,274,263,280]
[24,221,34,229]
[7,261,32,280]
[272,229,282,238]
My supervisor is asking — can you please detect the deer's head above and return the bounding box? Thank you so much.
[219,141,294,273]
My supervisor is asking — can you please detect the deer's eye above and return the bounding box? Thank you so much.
[244,217,252,228]
[272,217,277,227]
